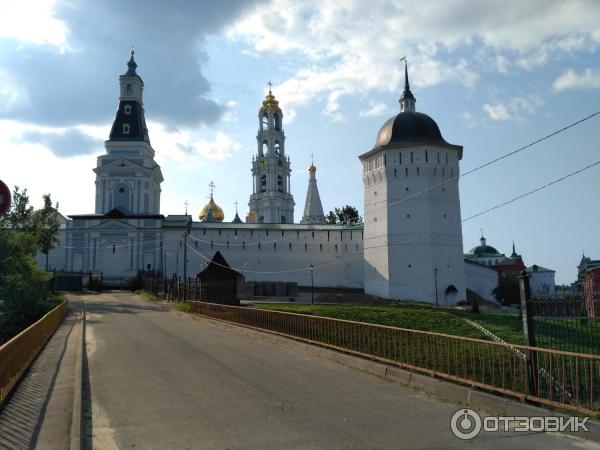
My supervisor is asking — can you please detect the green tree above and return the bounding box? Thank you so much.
[0,186,34,231]
[325,205,363,225]
[32,194,60,271]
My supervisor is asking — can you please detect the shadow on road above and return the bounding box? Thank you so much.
[0,307,77,450]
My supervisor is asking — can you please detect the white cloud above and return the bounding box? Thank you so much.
[228,0,600,120]
[483,95,543,121]
[553,68,600,91]
[359,102,389,118]
[483,103,511,121]
[0,0,66,47]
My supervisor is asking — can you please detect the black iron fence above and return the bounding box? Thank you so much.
[524,292,600,356]
[141,271,202,302]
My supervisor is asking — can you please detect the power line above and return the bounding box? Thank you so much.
[363,159,600,250]
[363,109,600,210]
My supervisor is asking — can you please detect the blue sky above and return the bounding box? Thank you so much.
[0,0,599,284]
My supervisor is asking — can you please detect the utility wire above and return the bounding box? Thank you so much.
[363,110,600,210]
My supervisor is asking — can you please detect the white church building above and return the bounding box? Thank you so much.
[41,51,467,304]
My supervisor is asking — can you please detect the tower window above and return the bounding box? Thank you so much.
[437,152,440,164]
[425,151,428,163]
[274,141,281,156]
[112,244,116,253]
[260,175,266,192]
[399,153,402,165]
[261,114,268,130]
[124,104,132,115]
[274,113,280,131]
[123,124,130,134]
[281,215,286,223]
[277,175,284,192]
[410,152,413,164]
[262,141,268,155]
[126,84,132,96]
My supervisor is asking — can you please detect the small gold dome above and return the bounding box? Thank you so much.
[308,164,316,173]
[260,89,281,113]
[199,196,224,222]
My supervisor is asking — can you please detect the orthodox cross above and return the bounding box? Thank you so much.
[234,200,239,213]
[310,152,314,165]
[208,181,215,199]
[268,81,272,93]
[184,200,189,215]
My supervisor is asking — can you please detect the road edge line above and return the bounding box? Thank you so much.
[69,297,85,450]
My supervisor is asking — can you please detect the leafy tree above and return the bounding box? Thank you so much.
[0,230,52,340]
[325,205,363,225]
[0,186,34,231]
[33,194,60,271]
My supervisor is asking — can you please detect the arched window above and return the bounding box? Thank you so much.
[274,113,280,130]
[258,215,264,224]
[126,84,132,96]
[274,141,281,156]
[277,175,284,193]
[113,183,130,211]
[262,141,268,155]
[123,124,130,134]
[261,114,269,130]
[260,175,266,192]
[281,215,286,223]
[124,104,132,115]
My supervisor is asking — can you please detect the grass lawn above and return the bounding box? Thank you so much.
[256,303,525,345]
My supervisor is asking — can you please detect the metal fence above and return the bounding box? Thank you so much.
[526,292,600,356]
[184,301,600,416]
[142,272,202,302]
[0,301,67,407]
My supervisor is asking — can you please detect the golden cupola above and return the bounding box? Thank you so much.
[260,85,281,113]
[199,182,224,222]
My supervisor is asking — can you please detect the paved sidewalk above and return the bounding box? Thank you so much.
[0,297,82,450]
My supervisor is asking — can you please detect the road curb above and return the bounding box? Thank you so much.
[69,297,85,450]
[186,311,600,444]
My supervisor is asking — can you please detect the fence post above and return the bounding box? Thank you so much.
[518,269,538,397]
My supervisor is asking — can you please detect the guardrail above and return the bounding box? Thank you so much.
[187,301,600,416]
[0,301,67,407]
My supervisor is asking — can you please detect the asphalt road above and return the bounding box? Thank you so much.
[82,292,596,449]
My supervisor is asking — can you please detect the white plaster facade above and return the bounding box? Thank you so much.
[464,260,499,302]
[528,265,556,296]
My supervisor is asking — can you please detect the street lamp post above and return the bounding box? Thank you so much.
[434,268,439,308]
[310,264,314,305]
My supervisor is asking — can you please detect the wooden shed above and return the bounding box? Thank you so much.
[197,251,243,305]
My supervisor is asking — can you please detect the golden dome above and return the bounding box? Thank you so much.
[308,164,316,173]
[260,88,281,112]
[198,195,224,222]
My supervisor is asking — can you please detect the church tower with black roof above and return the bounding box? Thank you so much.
[93,49,163,215]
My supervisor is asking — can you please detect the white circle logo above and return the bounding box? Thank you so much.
[450,408,482,440]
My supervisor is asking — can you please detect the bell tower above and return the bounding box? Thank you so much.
[247,84,295,223]
[93,49,163,215]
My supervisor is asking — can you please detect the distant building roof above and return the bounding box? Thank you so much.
[526,264,555,273]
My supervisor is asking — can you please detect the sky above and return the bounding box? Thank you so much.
[0,0,599,284]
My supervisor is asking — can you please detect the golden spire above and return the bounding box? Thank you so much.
[308,152,316,172]
[260,81,280,112]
